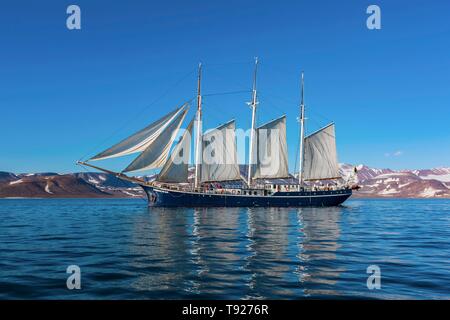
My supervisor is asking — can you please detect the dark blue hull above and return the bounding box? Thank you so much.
[141,185,352,207]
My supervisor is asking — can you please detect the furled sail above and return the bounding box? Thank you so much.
[252,115,289,179]
[302,123,340,180]
[201,120,241,182]
[157,118,194,183]
[89,105,186,161]
[123,108,188,172]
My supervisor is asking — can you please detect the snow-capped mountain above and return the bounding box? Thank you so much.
[0,173,111,198]
[410,168,450,182]
[0,172,19,183]
[0,172,145,198]
[340,164,450,198]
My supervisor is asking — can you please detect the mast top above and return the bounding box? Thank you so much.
[301,71,304,107]
[197,62,202,84]
[196,62,202,110]
[252,57,259,91]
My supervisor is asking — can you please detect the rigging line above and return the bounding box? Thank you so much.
[201,101,238,125]
[80,93,196,162]
[263,89,334,124]
[203,90,251,97]
[205,66,253,93]
[260,90,298,105]
[203,61,252,67]
[307,118,335,137]
[257,92,290,117]
[261,92,334,128]
[306,109,333,124]
[260,62,308,81]
[78,162,146,199]
[78,68,197,161]
[79,163,92,174]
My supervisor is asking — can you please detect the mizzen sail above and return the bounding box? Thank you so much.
[89,105,186,161]
[123,108,188,172]
[302,123,340,180]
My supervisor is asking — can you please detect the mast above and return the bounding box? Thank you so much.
[194,63,203,188]
[298,71,306,187]
[247,57,259,187]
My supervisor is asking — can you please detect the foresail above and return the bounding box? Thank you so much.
[252,115,289,179]
[302,123,340,180]
[157,118,194,183]
[123,108,188,172]
[201,120,241,182]
[89,105,186,161]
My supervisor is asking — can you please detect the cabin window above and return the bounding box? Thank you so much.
[254,191,257,195]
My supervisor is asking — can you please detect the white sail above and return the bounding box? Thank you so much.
[302,123,340,180]
[90,105,186,161]
[201,120,241,182]
[123,108,188,172]
[157,118,194,183]
[252,115,289,179]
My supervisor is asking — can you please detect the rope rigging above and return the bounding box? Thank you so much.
[78,67,197,161]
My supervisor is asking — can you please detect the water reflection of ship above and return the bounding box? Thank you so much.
[244,208,293,298]
[127,206,345,298]
[297,206,344,297]
[128,208,194,296]
[128,207,245,297]
[189,208,243,297]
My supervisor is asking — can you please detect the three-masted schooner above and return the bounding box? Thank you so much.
[78,59,354,207]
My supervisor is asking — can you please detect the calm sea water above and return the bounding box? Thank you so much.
[0,198,449,299]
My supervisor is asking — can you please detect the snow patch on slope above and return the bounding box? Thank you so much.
[45,183,53,194]
[419,174,450,183]
[420,187,440,198]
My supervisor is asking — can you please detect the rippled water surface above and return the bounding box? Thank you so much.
[1,199,449,299]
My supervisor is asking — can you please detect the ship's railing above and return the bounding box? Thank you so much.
[152,182,351,194]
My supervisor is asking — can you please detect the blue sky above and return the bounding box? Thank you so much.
[1,0,449,173]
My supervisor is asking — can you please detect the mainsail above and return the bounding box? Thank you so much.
[157,118,194,183]
[302,123,340,180]
[89,105,186,161]
[252,115,289,179]
[123,108,188,172]
[201,120,241,182]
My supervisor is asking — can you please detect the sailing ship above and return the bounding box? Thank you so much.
[78,59,355,207]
